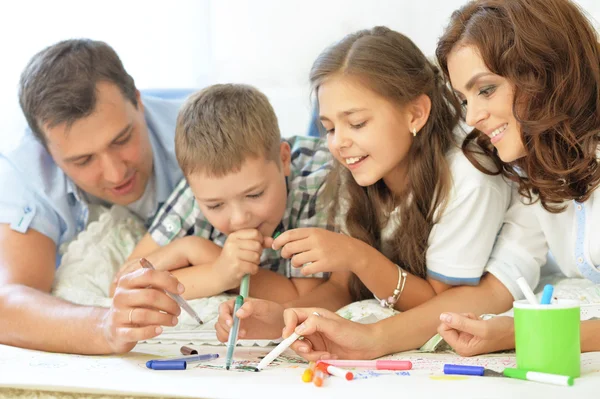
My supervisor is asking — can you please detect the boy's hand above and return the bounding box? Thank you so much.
[215,298,285,341]
[437,313,515,356]
[213,229,267,291]
[272,228,377,276]
[103,267,182,353]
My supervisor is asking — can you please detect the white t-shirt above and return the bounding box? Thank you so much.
[339,146,512,285]
[486,184,600,299]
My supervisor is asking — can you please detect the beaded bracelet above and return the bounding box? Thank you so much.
[378,264,407,309]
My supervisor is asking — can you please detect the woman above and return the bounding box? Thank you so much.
[434,0,600,355]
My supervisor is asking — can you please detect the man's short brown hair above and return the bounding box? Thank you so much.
[175,84,281,177]
[19,39,138,149]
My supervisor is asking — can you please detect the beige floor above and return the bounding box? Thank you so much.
[0,389,172,399]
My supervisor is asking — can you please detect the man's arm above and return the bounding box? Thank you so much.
[0,225,183,354]
[0,225,112,353]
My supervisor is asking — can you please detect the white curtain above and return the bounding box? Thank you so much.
[1,0,598,151]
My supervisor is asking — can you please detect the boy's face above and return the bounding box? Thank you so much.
[188,142,291,238]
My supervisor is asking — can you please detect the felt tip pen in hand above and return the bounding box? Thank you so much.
[139,258,203,324]
[540,284,554,305]
[225,295,244,370]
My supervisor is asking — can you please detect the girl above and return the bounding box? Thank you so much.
[216,26,513,358]
[434,0,600,355]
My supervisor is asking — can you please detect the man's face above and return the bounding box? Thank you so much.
[45,81,154,205]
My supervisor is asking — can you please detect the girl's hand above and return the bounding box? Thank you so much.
[437,313,515,356]
[282,307,382,361]
[272,228,377,276]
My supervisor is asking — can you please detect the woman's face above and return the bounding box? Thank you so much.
[447,44,526,162]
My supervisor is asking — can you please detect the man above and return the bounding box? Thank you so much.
[0,39,185,354]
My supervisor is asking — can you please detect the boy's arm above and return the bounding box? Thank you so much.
[285,272,352,311]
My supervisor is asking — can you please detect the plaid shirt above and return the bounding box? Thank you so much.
[149,136,334,278]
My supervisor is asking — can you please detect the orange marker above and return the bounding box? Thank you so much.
[317,362,354,381]
[313,369,326,387]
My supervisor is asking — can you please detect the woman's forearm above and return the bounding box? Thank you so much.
[370,273,514,357]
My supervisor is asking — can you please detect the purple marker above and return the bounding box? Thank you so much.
[444,364,503,377]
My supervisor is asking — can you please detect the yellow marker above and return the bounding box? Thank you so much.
[302,368,314,382]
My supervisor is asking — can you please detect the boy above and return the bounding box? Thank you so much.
[115,84,351,309]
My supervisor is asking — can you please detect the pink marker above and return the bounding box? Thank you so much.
[316,362,354,381]
[317,359,412,370]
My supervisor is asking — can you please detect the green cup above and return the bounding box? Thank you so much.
[513,299,581,377]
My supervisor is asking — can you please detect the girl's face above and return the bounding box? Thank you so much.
[318,75,416,195]
[447,44,526,162]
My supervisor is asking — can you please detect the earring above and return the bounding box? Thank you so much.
[412,127,417,137]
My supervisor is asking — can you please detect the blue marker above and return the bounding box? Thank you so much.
[146,353,219,370]
[540,284,554,305]
[146,360,186,370]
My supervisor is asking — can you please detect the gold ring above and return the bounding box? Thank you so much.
[128,308,135,324]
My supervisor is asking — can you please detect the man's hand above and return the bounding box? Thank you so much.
[103,267,183,353]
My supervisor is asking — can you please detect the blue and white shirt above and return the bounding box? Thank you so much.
[0,95,183,258]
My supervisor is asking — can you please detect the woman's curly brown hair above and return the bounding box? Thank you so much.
[436,0,600,212]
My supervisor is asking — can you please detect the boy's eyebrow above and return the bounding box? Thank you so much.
[196,183,265,202]
[319,108,368,122]
[63,123,133,163]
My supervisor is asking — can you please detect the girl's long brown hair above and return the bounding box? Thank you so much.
[310,26,462,300]
[437,0,600,212]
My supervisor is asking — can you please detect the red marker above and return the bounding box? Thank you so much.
[316,362,354,381]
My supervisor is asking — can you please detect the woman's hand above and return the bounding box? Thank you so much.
[437,313,515,356]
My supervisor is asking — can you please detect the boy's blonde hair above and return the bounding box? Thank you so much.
[175,84,282,177]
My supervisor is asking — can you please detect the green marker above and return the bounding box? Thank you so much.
[225,295,244,370]
[503,368,574,386]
